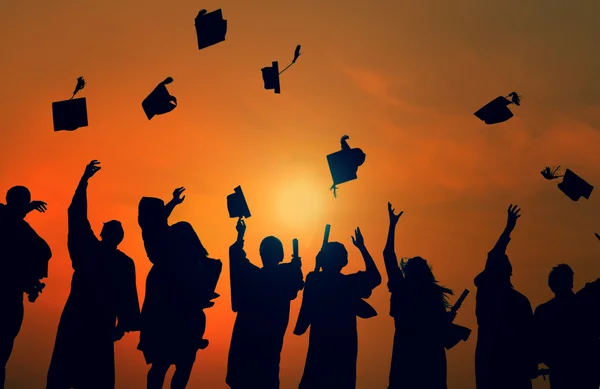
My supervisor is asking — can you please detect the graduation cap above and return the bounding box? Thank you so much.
[195,9,227,51]
[474,92,521,125]
[261,45,302,94]
[52,77,88,131]
[142,77,177,120]
[541,165,594,201]
[227,186,251,218]
[326,135,366,197]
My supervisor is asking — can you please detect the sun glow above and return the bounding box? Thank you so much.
[276,178,325,228]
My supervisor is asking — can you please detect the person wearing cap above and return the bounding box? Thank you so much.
[294,227,381,389]
[533,264,600,388]
[0,186,52,389]
[46,161,141,389]
[383,203,454,389]
[137,188,221,389]
[226,217,304,389]
[474,205,537,389]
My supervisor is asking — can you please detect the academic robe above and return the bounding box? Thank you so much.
[384,249,448,389]
[474,233,536,389]
[226,240,304,389]
[0,204,51,389]
[138,220,221,365]
[534,279,600,389]
[46,181,140,389]
[295,270,379,389]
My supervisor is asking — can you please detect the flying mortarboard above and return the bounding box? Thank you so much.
[541,165,593,201]
[262,45,302,94]
[227,186,251,218]
[474,92,521,125]
[142,77,177,120]
[195,9,227,51]
[52,77,88,131]
[326,135,366,197]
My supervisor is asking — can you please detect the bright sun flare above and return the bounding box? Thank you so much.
[276,179,324,227]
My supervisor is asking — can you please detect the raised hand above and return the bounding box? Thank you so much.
[351,227,365,249]
[83,160,101,179]
[29,200,47,213]
[388,202,403,226]
[236,217,246,240]
[172,187,186,205]
[506,204,521,231]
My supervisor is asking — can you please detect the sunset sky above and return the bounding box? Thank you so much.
[2,0,600,388]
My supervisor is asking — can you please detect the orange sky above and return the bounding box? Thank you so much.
[1,1,600,388]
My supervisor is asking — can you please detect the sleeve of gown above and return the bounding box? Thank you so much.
[229,240,260,312]
[533,305,550,367]
[278,261,305,300]
[521,298,538,379]
[22,224,52,280]
[294,271,316,336]
[67,179,98,269]
[347,271,380,299]
[116,255,142,332]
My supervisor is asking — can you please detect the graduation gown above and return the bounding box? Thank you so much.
[534,279,600,389]
[295,270,379,389]
[385,250,448,389]
[46,181,140,389]
[474,233,536,389]
[226,240,304,389]
[139,220,221,365]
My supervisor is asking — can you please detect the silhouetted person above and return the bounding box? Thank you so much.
[534,264,600,389]
[474,205,536,389]
[0,187,51,389]
[383,203,453,389]
[294,227,382,389]
[46,161,141,389]
[138,188,221,389]
[226,218,304,389]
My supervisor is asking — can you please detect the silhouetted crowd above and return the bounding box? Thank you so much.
[1,160,599,389]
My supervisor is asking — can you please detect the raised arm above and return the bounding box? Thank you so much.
[489,204,521,258]
[229,218,259,312]
[384,202,404,284]
[352,227,382,290]
[164,187,185,219]
[68,161,101,240]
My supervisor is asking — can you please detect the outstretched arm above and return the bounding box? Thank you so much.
[352,227,382,289]
[164,187,185,219]
[68,161,101,236]
[384,202,403,284]
[489,204,521,257]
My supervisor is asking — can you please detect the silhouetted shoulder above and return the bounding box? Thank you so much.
[511,289,532,310]
[534,298,555,316]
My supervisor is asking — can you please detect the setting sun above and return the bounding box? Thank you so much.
[276,178,325,228]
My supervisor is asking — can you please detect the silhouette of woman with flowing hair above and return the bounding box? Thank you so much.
[474,205,536,389]
[383,202,453,389]
[138,188,221,389]
[294,227,381,389]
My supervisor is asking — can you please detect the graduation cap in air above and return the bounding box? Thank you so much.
[52,77,88,131]
[474,92,521,125]
[227,186,251,218]
[326,135,366,197]
[195,9,227,51]
[261,45,302,94]
[142,77,177,120]
[541,165,594,201]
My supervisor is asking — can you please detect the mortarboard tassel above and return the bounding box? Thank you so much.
[541,165,563,180]
[71,77,86,100]
[279,45,302,75]
[507,91,521,106]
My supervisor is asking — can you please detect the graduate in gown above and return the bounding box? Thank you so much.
[383,203,452,389]
[534,264,600,389]
[46,161,141,389]
[474,205,536,389]
[0,187,51,389]
[294,227,381,389]
[138,188,221,389]
[226,218,304,389]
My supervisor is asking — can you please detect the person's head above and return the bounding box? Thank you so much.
[548,264,574,296]
[138,197,167,229]
[259,236,284,268]
[100,220,124,248]
[320,242,348,273]
[485,253,513,286]
[6,186,31,218]
[402,256,435,284]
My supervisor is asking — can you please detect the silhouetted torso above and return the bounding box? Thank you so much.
[46,181,140,389]
[534,280,600,389]
[474,237,535,389]
[296,270,378,389]
[226,240,304,389]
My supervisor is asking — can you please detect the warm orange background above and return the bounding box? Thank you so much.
[1,1,600,388]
